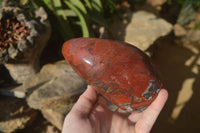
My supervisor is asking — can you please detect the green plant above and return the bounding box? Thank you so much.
[20,0,117,40]
[194,23,200,30]
[0,1,2,7]
[167,0,200,25]
[168,0,200,7]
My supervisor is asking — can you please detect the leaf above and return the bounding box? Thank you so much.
[40,0,53,11]
[51,0,66,19]
[177,3,196,25]
[83,0,92,10]
[68,0,87,14]
[63,9,77,17]
[30,0,39,9]
[50,0,73,39]
[20,0,29,5]
[64,0,89,37]
[102,0,117,14]
[91,0,103,12]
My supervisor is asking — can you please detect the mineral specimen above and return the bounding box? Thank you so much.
[62,38,162,112]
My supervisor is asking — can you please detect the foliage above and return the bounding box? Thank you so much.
[101,0,117,17]
[194,23,200,30]
[168,0,200,7]
[167,0,200,25]
[19,0,117,40]
[0,1,2,7]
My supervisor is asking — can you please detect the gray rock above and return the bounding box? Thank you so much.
[124,11,172,51]
[25,60,87,129]
[0,96,38,133]
[27,73,86,110]
[4,63,38,84]
[187,29,200,43]
[40,60,75,77]
[0,68,52,98]
[0,85,26,99]
[0,60,87,129]
[0,60,75,98]
[41,104,74,130]
[174,24,187,37]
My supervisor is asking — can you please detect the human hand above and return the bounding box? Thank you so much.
[62,85,168,133]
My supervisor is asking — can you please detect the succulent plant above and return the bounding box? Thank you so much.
[0,0,51,83]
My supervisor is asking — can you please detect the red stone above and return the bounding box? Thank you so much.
[62,38,162,112]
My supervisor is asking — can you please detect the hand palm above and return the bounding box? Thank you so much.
[62,86,168,133]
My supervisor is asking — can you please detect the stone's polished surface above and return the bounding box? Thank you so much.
[62,38,162,112]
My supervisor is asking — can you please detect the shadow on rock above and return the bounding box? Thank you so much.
[167,57,200,133]
[149,35,200,133]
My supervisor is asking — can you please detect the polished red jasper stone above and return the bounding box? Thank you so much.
[62,38,162,112]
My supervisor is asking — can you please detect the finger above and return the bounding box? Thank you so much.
[128,111,143,123]
[115,108,130,117]
[93,95,109,113]
[70,85,98,116]
[97,95,108,107]
[135,89,168,133]
[115,108,125,113]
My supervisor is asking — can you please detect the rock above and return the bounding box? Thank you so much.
[44,124,61,133]
[26,61,87,129]
[174,24,187,37]
[0,69,52,98]
[18,113,60,133]
[62,38,162,112]
[41,105,74,130]
[27,73,86,109]
[187,29,200,43]
[40,60,75,76]
[0,96,38,133]
[125,11,172,51]
[0,60,75,98]
[4,63,38,84]
[146,0,167,10]
[0,85,24,98]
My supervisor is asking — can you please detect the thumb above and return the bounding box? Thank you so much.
[70,85,98,116]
